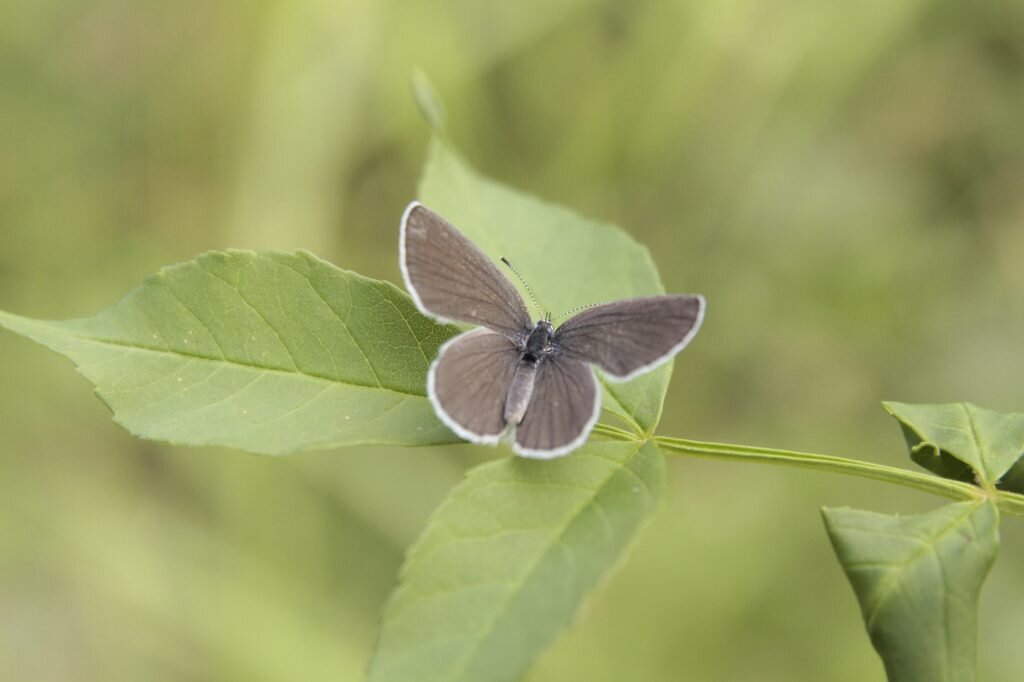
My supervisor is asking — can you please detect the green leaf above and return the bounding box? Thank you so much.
[823,501,998,682]
[883,401,1024,489]
[418,139,680,434]
[368,439,664,682]
[0,250,459,455]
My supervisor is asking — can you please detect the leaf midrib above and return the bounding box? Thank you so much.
[962,403,990,484]
[859,501,980,632]
[23,321,428,400]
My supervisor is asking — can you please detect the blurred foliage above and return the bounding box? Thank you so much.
[1,1,1023,680]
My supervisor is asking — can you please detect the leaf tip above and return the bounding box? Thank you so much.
[879,400,901,416]
[411,69,446,133]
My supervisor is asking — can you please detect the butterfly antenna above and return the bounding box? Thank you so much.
[553,300,606,322]
[500,257,544,319]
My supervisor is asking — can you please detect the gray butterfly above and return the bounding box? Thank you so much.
[400,202,705,458]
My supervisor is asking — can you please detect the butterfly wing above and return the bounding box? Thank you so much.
[513,357,600,459]
[428,328,521,443]
[401,202,533,338]
[554,295,705,381]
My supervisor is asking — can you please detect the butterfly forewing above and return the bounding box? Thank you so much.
[401,203,532,337]
[514,357,599,458]
[428,329,521,443]
[555,295,704,381]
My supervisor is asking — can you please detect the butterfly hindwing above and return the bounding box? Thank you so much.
[513,356,600,459]
[428,329,521,443]
[401,202,532,337]
[554,295,704,381]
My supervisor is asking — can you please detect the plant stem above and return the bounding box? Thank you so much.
[653,435,1024,516]
[592,422,638,441]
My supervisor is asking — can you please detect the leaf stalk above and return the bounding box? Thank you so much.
[650,434,1024,517]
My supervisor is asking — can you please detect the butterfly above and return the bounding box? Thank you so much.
[400,202,705,458]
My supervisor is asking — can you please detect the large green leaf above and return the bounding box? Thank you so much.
[0,250,458,454]
[418,139,686,434]
[368,438,664,682]
[823,501,998,682]
[883,401,1024,490]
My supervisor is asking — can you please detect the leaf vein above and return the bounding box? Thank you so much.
[862,502,979,630]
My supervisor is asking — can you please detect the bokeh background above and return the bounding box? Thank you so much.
[2,2,1023,680]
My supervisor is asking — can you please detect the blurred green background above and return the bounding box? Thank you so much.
[2,1,1023,680]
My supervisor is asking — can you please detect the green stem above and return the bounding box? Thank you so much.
[652,435,1024,515]
[592,422,638,441]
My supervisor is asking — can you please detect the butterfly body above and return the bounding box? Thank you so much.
[400,201,705,459]
[504,358,538,426]
[495,318,555,428]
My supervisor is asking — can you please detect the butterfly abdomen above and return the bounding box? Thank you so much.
[504,360,539,426]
